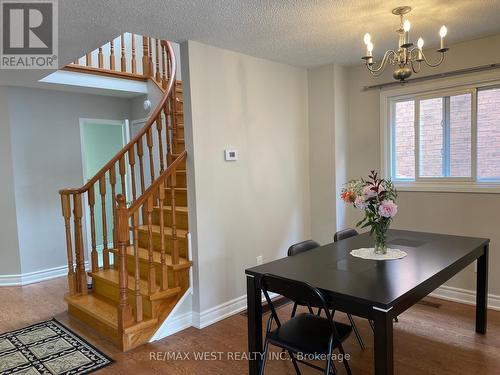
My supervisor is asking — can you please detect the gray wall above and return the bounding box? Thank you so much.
[6,87,131,274]
[343,34,500,295]
[0,87,21,275]
[183,41,310,313]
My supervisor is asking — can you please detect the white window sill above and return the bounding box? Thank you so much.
[394,181,500,194]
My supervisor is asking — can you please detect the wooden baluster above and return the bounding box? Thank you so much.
[155,39,161,83]
[161,43,167,89]
[171,91,178,147]
[110,40,115,71]
[88,185,98,273]
[131,33,137,74]
[132,212,143,322]
[119,155,127,199]
[120,34,126,72]
[148,38,153,78]
[146,196,157,294]
[128,147,137,201]
[136,140,146,195]
[116,195,133,333]
[164,106,171,161]
[98,47,104,69]
[158,182,167,290]
[146,128,155,181]
[156,115,165,173]
[109,165,117,251]
[170,169,179,287]
[166,44,172,82]
[61,194,76,295]
[73,194,88,294]
[142,36,149,77]
[86,53,92,67]
[99,175,110,269]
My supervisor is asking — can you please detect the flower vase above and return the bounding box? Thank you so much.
[374,233,387,255]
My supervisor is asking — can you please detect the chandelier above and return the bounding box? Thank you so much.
[362,6,449,82]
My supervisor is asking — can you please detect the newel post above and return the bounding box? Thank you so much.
[116,194,133,333]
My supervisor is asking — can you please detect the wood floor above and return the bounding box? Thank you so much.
[1,277,500,374]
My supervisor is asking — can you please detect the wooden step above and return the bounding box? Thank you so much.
[91,268,181,300]
[170,153,186,168]
[66,292,159,351]
[90,268,181,318]
[174,125,184,139]
[173,140,185,154]
[137,225,188,258]
[152,204,188,229]
[66,293,119,330]
[164,187,187,206]
[109,246,192,286]
[110,246,191,271]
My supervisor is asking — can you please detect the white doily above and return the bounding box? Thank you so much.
[350,248,407,260]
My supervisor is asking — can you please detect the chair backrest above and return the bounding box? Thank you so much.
[260,274,335,330]
[287,240,320,257]
[334,228,359,242]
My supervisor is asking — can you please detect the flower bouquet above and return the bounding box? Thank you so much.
[340,171,398,254]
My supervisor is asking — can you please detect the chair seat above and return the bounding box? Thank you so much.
[267,313,352,355]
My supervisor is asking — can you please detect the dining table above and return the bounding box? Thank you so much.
[245,229,490,374]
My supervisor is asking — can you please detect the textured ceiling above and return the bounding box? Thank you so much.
[2,0,500,86]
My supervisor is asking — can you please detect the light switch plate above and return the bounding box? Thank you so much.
[224,149,238,161]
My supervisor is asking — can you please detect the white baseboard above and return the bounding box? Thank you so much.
[192,291,280,330]
[430,285,500,311]
[0,262,90,287]
[192,295,248,329]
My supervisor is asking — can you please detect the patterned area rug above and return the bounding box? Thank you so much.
[0,319,113,375]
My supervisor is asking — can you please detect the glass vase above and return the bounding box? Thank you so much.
[374,233,387,255]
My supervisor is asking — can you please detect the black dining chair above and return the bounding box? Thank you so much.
[287,240,321,317]
[260,273,353,375]
[333,228,359,242]
[288,239,366,350]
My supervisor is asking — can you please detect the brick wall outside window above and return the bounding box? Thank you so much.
[478,88,500,180]
[393,89,500,181]
[419,98,444,177]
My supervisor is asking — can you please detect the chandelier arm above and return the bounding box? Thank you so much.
[421,50,446,68]
[366,50,398,74]
[410,60,421,74]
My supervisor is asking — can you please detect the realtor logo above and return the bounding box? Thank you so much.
[1,0,58,69]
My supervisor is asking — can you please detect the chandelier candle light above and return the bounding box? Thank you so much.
[362,6,449,82]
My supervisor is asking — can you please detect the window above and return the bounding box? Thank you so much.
[386,85,500,192]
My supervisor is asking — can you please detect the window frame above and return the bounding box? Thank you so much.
[380,72,500,193]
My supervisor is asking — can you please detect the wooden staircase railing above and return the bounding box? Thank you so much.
[66,33,170,88]
[115,150,187,327]
[59,39,179,305]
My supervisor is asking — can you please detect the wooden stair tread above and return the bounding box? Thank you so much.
[66,293,118,328]
[164,187,187,192]
[90,269,181,300]
[109,246,192,270]
[137,224,188,238]
[153,205,188,213]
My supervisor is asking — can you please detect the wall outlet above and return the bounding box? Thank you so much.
[256,255,263,265]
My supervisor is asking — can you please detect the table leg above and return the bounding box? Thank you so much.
[373,308,394,375]
[476,244,489,334]
[247,274,263,375]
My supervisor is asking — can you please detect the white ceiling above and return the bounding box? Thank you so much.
[2,0,500,86]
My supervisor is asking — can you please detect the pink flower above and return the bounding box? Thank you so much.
[354,196,367,210]
[378,200,398,218]
[363,185,377,198]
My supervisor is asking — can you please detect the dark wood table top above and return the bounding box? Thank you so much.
[246,229,489,309]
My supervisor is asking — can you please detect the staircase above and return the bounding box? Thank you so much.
[59,35,191,351]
